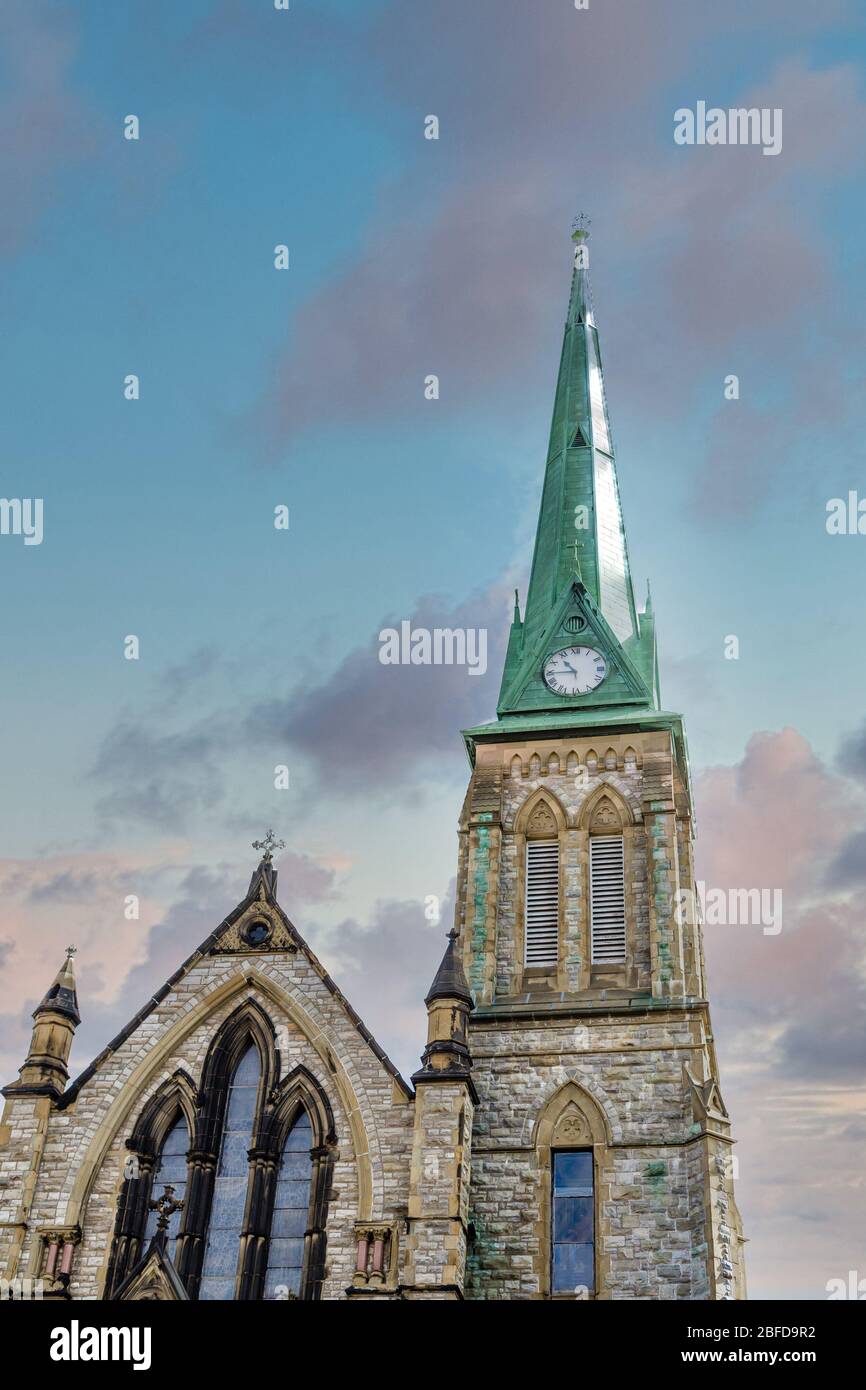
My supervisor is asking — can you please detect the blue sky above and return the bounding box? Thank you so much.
[2,0,866,1299]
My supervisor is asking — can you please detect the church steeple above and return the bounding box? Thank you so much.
[494,222,659,728]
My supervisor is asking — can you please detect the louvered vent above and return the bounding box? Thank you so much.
[524,839,559,966]
[590,834,626,964]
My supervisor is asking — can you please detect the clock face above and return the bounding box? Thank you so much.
[543,646,607,695]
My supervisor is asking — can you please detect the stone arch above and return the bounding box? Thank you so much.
[509,754,523,779]
[514,785,567,838]
[104,1069,199,1296]
[264,1062,336,1151]
[64,967,378,1259]
[532,1078,613,1149]
[529,1077,619,1300]
[128,1068,197,1157]
[577,780,635,832]
[524,1071,620,1147]
[196,996,279,1153]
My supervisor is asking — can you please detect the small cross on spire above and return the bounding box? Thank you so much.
[569,539,583,578]
[252,829,285,863]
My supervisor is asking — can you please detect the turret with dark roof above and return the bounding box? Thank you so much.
[3,946,81,1099]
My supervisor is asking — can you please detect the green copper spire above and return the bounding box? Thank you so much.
[493,224,659,726]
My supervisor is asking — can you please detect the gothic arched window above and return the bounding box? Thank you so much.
[105,1071,198,1298]
[263,1108,313,1300]
[141,1110,189,1261]
[199,1043,260,1301]
[110,1004,335,1302]
[551,1149,595,1295]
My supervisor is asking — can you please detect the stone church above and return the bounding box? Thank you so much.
[0,229,745,1301]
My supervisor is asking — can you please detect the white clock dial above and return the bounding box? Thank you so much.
[543,646,607,695]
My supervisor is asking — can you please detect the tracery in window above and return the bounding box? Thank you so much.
[264,1108,313,1300]
[141,1110,189,1261]
[199,1043,260,1301]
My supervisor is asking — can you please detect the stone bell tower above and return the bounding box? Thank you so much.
[456,223,746,1300]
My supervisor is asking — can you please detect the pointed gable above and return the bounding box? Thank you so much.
[58,850,413,1109]
[111,1238,189,1301]
[498,579,652,720]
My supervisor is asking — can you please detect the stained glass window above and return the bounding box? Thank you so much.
[142,1111,188,1262]
[552,1150,594,1295]
[199,1044,259,1300]
[263,1109,312,1300]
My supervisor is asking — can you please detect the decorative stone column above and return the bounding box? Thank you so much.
[37,1226,81,1300]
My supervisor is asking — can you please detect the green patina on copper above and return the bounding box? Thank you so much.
[488,231,662,732]
[461,232,694,796]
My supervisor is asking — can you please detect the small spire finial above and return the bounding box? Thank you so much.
[571,213,591,242]
[252,829,285,864]
[645,579,653,615]
[65,945,77,960]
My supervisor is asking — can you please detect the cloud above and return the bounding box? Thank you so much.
[826,829,866,887]
[0,3,100,255]
[240,0,705,457]
[90,721,229,831]
[86,577,511,833]
[246,582,510,792]
[691,724,866,1294]
[835,719,866,782]
[0,848,340,1086]
[247,170,568,456]
[695,728,866,1083]
[308,885,456,1079]
[687,403,796,522]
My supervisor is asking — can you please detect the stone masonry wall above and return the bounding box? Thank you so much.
[465,1012,716,1299]
[0,946,415,1300]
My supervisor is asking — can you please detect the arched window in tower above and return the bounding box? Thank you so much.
[551,1150,595,1295]
[141,1110,188,1262]
[264,1108,313,1300]
[199,1043,260,1301]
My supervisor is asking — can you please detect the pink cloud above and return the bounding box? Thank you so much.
[0,3,100,255]
[696,727,851,895]
[692,728,866,1294]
